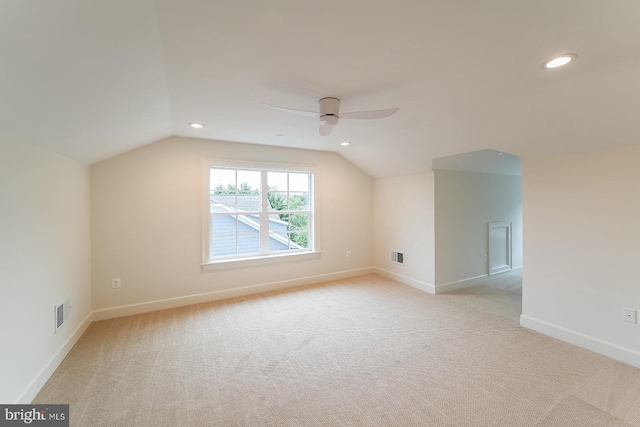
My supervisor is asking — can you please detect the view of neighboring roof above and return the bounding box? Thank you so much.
[210,213,290,256]
[209,197,302,257]
[210,194,265,212]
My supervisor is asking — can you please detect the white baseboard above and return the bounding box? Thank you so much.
[435,267,523,294]
[16,311,94,404]
[435,274,488,294]
[93,267,375,321]
[373,267,435,294]
[520,314,640,369]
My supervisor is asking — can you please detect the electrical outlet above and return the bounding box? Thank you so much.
[112,278,121,289]
[623,308,637,324]
[346,251,351,258]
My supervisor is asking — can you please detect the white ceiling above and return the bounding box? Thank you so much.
[2,0,640,178]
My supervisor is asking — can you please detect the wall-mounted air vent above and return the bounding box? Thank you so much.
[54,298,70,333]
[391,250,405,266]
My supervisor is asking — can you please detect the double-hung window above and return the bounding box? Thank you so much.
[203,160,315,267]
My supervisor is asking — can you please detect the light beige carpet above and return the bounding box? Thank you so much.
[34,273,640,426]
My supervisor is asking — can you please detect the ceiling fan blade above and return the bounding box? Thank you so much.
[339,107,399,120]
[319,123,333,136]
[263,102,319,118]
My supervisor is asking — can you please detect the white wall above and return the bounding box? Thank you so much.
[91,136,374,313]
[0,135,92,403]
[521,145,640,367]
[373,172,435,293]
[434,170,522,288]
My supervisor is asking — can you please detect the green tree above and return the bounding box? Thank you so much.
[289,213,308,248]
[267,188,308,248]
[213,183,228,194]
[267,188,287,214]
[213,182,258,195]
[238,182,256,194]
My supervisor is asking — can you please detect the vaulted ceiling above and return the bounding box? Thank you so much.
[2,0,640,177]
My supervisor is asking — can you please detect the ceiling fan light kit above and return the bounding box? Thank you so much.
[264,97,399,136]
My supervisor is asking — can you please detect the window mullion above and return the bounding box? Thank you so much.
[259,170,269,254]
[234,170,239,255]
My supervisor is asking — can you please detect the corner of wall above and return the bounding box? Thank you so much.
[373,267,435,294]
[17,312,94,403]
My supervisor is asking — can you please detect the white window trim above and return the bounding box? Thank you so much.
[201,251,321,271]
[201,158,320,270]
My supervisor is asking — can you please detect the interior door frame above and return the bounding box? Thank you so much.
[488,221,512,276]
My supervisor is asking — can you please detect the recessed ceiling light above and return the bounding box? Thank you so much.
[543,54,578,69]
[340,141,351,146]
[189,122,205,129]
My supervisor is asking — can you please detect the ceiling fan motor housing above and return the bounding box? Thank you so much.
[319,97,340,116]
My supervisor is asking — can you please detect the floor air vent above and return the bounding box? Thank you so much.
[391,250,405,265]
[55,298,70,333]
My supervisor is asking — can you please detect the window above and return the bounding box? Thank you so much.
[203,161,315,266]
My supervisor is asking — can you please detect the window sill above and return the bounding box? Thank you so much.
[201,251,321,272]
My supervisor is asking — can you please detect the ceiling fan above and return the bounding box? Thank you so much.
[264,97,399,136]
